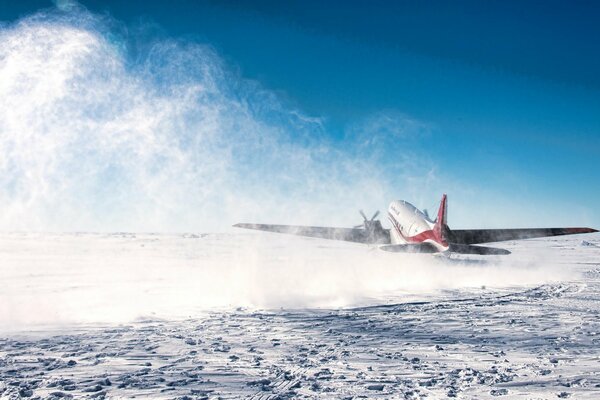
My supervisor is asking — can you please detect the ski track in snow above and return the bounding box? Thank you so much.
[1,233,599,399]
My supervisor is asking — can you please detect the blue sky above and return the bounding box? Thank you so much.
[1,0,599,229]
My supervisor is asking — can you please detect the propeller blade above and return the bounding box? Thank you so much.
[353,224,364,229]
[359,210,368,221]
[371,210,380,221]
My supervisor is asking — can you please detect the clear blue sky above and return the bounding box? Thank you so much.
[1,0,599,229]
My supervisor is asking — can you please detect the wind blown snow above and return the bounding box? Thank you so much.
[0,7,433,233]
[0,232,574,330]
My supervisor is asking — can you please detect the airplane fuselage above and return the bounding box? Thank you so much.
[388,200,449,252]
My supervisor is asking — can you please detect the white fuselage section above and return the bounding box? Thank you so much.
[387,200,448,251]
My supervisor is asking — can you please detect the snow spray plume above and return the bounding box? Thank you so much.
[0,7,436,233]
[0,232,575,330]
[0,6,578,331]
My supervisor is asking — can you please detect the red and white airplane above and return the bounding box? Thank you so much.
[234,195,597,255]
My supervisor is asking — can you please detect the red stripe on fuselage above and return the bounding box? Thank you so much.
[388,212,449,250]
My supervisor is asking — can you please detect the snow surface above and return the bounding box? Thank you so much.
[1,232,599,399]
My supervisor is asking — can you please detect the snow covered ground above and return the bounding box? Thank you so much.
[1,232,599,399]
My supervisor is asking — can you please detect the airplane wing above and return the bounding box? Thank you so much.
[233,223,390,244]
[448,227,597,245]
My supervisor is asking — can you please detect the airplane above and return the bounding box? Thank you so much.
[233,194,597,255]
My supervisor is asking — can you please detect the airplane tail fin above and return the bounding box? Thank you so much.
[433,194,448,245]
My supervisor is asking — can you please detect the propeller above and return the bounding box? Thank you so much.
[354,209,381,229]
[359,210,368,221]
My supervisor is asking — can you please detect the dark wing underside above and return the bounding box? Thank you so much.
[448,227,597,245]
[233,223,390,244]
[378,243,511,255]
[448,243,511,255]
[379,243,438,253]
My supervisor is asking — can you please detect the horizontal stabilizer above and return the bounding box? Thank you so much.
[449,243,511,255]
[379,243,438,253]
[379,243,510,255]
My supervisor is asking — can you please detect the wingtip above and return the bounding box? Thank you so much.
[233,223,255,229]
[573,227,599,234]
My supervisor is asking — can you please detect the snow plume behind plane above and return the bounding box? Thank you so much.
[0,5,586,329]
[0,232,576,330]
[0,5,432,233]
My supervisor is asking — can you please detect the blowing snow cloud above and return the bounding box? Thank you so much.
[0,6,438,232]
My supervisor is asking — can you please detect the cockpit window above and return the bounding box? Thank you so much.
[402,202,417,212]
